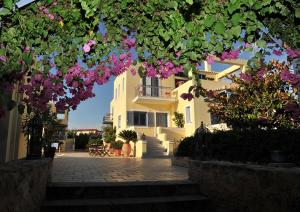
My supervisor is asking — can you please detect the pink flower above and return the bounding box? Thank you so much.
[244,43,252,48]
[287,49,300,59]
[130,68,136,76]
[119,53,127,60]
[0,56,7,62]
[180,93,194,101]
[88,40,96,46]
[33,74,43,82]
[175,51,181,58]
[23,46,30,53]
[83,44,91,53]
[240,73,252,82]
[47,13,55,20]
[122,37,136,48]
[220,49,240,60]
[273,50,282,56]
[206,55,215,65]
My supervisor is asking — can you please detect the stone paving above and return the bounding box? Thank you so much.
[51,152,188,182]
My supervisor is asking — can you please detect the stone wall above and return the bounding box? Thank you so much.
[189,160,300,212]
[0,159,52,212]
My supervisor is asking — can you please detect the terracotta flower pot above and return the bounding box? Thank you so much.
[122,143,132,157]
[109,147,114,154]
[114,149,122,156]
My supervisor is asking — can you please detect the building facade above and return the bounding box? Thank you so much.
[109,58,247,143]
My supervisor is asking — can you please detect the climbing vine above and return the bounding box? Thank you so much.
[0,0,299,116]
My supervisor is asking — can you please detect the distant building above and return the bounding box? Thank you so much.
[72,129,101,136]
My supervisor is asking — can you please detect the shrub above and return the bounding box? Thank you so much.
[197,129,300,165]
[175,136,195,157]
[118,130,137,144]
[102,125,116,143]
[111,140,123,149]
[173,112,184,128]
[75,133,89,149]
[88,138,103,146]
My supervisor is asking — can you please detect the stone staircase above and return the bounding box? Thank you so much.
[41,181,209,212]
[143,136,168,158]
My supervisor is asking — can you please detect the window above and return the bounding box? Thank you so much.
[118,115,121,128]
[185,106,191,123]
[122,77,125,91]
[56,113,65,120]
[133,112,147,126]
[156,113,168,127]
[210,113,220,125]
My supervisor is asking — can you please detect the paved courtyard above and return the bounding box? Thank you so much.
[51,152,188,182]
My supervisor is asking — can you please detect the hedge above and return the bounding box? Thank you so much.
[176,129,300,165]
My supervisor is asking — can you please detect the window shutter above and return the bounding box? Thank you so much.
[127,111,133,126]
[148,112,154,127]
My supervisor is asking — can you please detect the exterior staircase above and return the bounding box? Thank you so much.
[143,136,168,158]
[41,181,209,212]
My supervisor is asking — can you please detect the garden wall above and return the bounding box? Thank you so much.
[189,160,300,212]
[0,159,52,212]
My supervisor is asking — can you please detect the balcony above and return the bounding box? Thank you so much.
[133,85,176,105]
[102,113,113,125]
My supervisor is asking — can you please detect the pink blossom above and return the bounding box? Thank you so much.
[0,56,7,62]
[122,37,136,49]
[240,73,252,82]
[88,40,96,46]
[206,55,215,65]
[119,53,127,60]
[273,50,283,56]
[83,44,91,53]
[130,68,136,76]
[220,49,240,60]
[287,49,300,59]
[180,93,194,101]
[47,13,55,20]
[34,74,43,82]
[23,46,30,53]
[175,51,181,58]
[244,43,252,48]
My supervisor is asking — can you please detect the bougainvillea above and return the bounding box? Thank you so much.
[204,61,300,129]
[0,0,300,117]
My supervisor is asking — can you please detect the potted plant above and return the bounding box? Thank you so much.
[118,130,137,157]
[111,140,123,156]
[102,125,116,152]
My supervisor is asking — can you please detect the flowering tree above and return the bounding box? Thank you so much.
[204,61,300,129]
[0,0,300,117]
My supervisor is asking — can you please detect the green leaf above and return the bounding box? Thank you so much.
[257,40,266,48]
[204,16,215,28]
[0,8,11,16]
[186,0,193,5]
[232,26,241,36]
[168,1,178,10]
[214,22,225,34]
[296,8,300,18]
[231,13,241,26]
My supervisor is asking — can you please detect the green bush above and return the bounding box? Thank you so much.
[75,133,89,149]
[118,130,137,144]
[88,138,103,146]
[175,136,195,157]
[197,129,300,165]
[111,140,123,149]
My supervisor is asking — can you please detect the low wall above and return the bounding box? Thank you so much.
[0,159,52,212]
[171,157,190,168]
[189,160,300,212]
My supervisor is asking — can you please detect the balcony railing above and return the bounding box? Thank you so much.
[135,85,173,98]
[102,113,113,124]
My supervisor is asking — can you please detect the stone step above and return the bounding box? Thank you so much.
[46,181,199,200]
[41,195,208,212]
